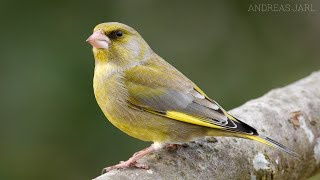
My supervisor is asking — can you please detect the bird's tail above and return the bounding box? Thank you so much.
[242,134,300,158]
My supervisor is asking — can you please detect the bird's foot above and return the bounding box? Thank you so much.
[101,144,156,174]
[102,160,149,174]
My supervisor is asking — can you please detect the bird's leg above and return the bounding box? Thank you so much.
[102,144,156,173]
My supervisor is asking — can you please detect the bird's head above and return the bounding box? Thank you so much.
[87,22,152,65]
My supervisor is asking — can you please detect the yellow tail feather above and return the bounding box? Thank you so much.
[242,134,300,159]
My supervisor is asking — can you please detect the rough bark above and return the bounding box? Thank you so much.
[94,71,320,180]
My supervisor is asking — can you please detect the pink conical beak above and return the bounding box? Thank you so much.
[86,30,111,49]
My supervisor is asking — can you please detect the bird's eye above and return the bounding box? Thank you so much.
[115,30,123,37]
[109,30,123,40]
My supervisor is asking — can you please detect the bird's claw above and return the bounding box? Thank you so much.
[101,161,149,174]
[132,162,150,169]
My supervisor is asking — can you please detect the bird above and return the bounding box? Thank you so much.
[86,22,299,172]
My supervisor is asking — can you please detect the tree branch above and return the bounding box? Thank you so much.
[94,71,320,180]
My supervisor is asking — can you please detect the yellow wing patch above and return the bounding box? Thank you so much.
[241,134,272,146]
[166,111,224,129]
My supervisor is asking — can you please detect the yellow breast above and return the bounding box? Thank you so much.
[93,63,164,142]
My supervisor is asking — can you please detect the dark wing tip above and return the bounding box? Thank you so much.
[228,115,259,135]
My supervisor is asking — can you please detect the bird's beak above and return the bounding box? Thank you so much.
[86,30,111,49]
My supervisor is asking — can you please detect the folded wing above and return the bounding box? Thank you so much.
[124,59,258,135]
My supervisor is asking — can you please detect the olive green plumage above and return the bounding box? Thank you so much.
[89,22,298,157]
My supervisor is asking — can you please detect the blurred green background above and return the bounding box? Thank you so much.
[0,0,319,179]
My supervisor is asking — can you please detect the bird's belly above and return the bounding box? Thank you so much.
[93,73,208,143]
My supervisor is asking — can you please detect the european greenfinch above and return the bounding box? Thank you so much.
[86,22,298,172]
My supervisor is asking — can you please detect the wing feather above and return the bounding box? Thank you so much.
[124,59,257,135]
